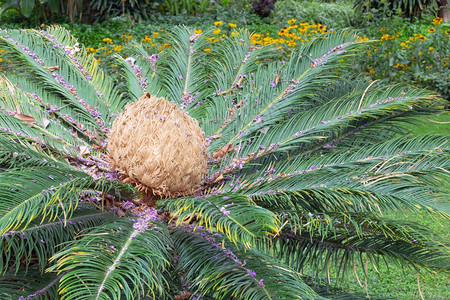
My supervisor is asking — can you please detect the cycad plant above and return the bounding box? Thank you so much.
[0,26,448,299]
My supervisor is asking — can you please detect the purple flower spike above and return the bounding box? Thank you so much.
[258,279,264,287]
[246,269,257,277]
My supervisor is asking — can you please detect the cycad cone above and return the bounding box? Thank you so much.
[108,93,207,203]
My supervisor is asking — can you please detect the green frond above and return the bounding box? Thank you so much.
[0,206,112,274]
[50,218,172,300]
[115,42,163,100]
[256,212,449,281]
[0,269,60,299]
[160,194,279,245]
[172,227,318,299]
[0,166,98,234]
[158,27,212,109]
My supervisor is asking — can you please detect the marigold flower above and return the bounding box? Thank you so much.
[228,23,237,28]
[214,21,223,26]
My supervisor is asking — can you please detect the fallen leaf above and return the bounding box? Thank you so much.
[275,73,281,85]
[14,114,36,124]
[79,145,90,156]
[42,117,50,128]
[117,208,126,217]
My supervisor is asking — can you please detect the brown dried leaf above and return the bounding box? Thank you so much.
[117,208,126,217]
[213,144,234,159]
[210,134,222,140]
[45,66,60,71]
[212,174,224,183]
[14,113,36,124]
[275,73,281,86]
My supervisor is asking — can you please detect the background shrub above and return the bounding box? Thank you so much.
[273,0,355,28]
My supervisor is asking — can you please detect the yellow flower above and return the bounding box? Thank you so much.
[443,61,448,67]
[194,29,202,34]
[113,46,123,51]
[419,36,427,41]
[380,34,390,41]
[204,48,211,52]
[433,17,443,26]
[446,30,450,35]
[214,21,223,26]
[142,35,152,43]
[153,32,159,36]
[102,38,113,44]
[0,58,2,62]
[369,69,375,74]
[428,28,436,33]
[213,28,221,35]
[287,18,296,24]
[367,52,372,57]
[228,23,237,28]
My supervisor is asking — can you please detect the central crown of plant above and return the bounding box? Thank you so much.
[108,93,208,200]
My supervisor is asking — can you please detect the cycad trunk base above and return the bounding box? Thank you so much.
[108,93,208,205]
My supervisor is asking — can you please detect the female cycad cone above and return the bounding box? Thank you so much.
[108,93,208,203]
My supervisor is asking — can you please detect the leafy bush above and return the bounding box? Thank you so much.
[0,25,449,299]
[273,0,356,28]
[252,0,277,18]
[354,0,438,21]
[0,0,154,23]
[354,16,450,100]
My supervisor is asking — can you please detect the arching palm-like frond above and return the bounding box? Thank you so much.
[0,26,448,299]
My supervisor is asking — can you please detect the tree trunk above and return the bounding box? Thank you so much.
[437,0,450,22]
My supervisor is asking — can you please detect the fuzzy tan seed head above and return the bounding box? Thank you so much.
[108,93,208,200]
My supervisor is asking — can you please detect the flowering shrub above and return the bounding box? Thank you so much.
[355,17,450,100]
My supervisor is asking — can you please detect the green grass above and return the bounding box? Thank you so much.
[342,209,449,299]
